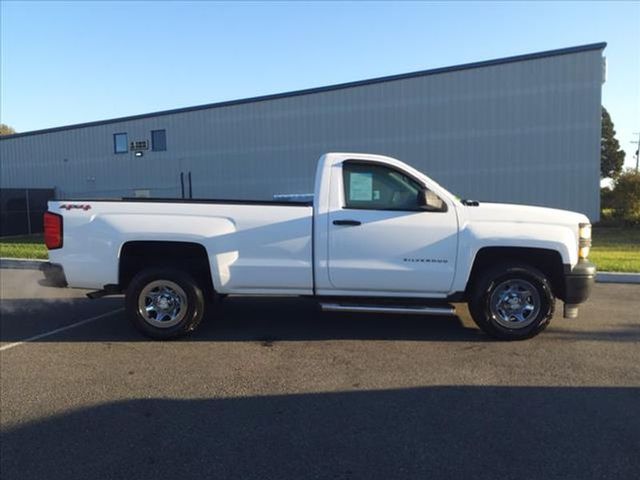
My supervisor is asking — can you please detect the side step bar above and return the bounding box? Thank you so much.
[320,303,455,316]
[86,284,121,299]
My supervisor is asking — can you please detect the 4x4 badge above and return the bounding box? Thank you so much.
[60,204,91,211]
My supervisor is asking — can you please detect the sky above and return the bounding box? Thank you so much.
[1,1,639,168]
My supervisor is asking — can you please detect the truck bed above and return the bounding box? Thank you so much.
[48,198,314,293]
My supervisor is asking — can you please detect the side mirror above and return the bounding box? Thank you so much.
[418,189,447,212]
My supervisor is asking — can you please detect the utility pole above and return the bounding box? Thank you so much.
[632,132,639,172]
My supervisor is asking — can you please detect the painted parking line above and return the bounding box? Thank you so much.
[0,308,124,352]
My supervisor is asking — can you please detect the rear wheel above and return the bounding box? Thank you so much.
[125,268,205,339]
[469,263,555,340]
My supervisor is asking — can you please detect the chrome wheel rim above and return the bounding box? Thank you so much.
[489,279,541,329]
[138,280,188,328]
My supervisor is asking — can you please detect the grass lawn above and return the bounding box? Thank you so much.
[0,234,48,260]
[1,227,639,272]
[591,226,640,273]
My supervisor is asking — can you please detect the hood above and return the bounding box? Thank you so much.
[463,202,590,226]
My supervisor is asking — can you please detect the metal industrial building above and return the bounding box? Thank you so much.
[1,42,606,226]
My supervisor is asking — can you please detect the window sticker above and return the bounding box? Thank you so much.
[350,172,373,201]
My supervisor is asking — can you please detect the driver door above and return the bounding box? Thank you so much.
[327,161,458,294]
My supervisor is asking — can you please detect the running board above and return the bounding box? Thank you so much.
[320,303,455,316]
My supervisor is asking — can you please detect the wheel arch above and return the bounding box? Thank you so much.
[119,241,216,298]
[466,246,566,300]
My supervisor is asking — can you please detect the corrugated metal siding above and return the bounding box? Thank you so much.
[0,48,603,220]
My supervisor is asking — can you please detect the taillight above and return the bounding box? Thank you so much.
[43,212,63,249]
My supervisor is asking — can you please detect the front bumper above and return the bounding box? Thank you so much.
[564,260,596,305]
[40,262,68,287]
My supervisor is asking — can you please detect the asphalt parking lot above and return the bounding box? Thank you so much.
[1,268,639,479]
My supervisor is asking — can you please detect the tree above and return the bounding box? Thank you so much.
[0,123,16,135]
[610,169,640,225]
[0,123,16,136]
[600,107,625,179]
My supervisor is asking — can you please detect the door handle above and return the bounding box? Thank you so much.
[333,219,361,226]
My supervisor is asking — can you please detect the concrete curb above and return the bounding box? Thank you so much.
[1,257,639,284]
[0,258,47,270]
[596,272,640,284]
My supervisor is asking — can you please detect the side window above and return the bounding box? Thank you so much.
[113,133,128,154]
[342,162,423,210]
[151,129,167,151]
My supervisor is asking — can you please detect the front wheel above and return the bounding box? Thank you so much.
[125,268,206,339]
[468,263,555,340]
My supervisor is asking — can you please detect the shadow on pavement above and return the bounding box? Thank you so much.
[1,385,638,480]
[0,296,487,343]
[3,295,640,344]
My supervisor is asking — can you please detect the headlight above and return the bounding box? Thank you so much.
[579,223,592,241]
[578,223,591,259]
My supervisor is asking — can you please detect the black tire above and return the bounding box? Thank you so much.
[125,268,206,340]
[468,263,555,340]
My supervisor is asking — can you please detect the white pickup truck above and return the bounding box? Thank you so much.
[41,153,595,340]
